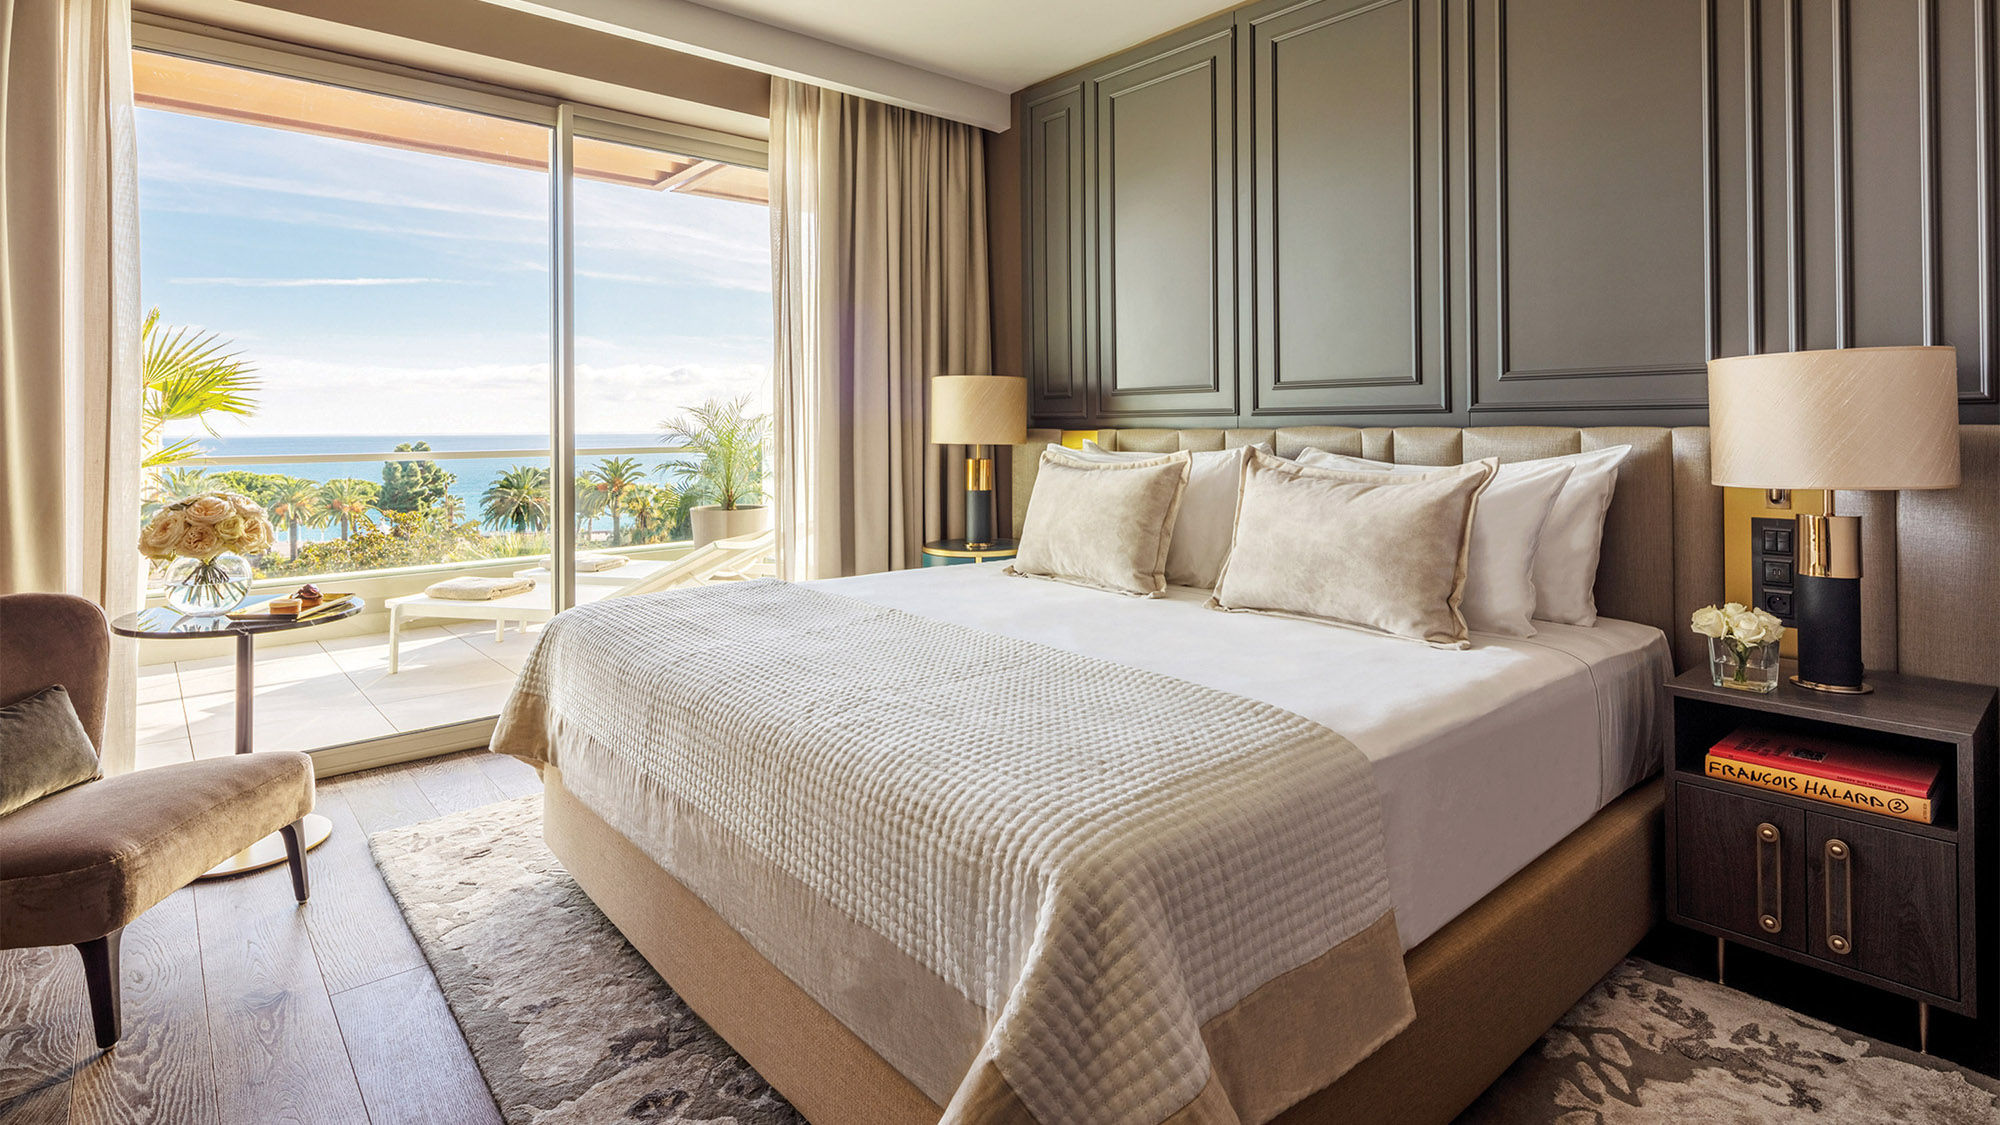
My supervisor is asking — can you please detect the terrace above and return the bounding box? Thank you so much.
[135,442,771,773]
[127,45,776,775]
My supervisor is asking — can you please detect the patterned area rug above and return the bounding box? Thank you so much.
[371,795,2000,1124]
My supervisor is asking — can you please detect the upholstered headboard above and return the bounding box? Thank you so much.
[1846,425,2000,685]
[1011,426,1722,672]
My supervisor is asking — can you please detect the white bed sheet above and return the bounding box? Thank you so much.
[820,563,1671,949]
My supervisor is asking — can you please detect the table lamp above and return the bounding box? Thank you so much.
[930,375,1027,549]
[1708,346,1961,693]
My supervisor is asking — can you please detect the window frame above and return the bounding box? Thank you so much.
[129,16,772,769]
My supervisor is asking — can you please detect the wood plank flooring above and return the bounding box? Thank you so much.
[0,751,531,1125]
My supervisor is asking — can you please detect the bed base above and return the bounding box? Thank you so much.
[543,764,1662,1125]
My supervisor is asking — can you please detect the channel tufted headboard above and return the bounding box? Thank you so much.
[1010,426,1722,672]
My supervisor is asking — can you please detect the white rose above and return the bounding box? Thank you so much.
[183,495,233,525]
[214,514,246,543]
[1727,611,1768,644]
[1722,602,1747,617]
[1749,608,1785,645]
[179,523,220,559]
[1690,606,1728,639]
[139,512,186,559]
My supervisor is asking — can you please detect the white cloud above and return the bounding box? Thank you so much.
[169,276,485,288]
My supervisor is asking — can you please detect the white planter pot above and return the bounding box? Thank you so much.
[689,504,772,548]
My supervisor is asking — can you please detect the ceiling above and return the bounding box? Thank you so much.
[677,0,1227,92]
[488,0,1228,129]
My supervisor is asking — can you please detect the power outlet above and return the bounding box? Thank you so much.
[1750,516,1797,625]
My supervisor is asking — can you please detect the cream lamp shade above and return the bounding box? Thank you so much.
[930,375,1027,446]
[1707,346,1961,490]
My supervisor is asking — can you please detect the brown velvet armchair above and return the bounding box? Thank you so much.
[0,593,318,1049]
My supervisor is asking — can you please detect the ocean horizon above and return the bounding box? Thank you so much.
[167,433,696,544]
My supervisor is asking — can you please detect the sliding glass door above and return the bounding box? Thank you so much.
[128,31,769,766]
[567,127,773,576]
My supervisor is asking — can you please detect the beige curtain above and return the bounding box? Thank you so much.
[1,0,142,770]
[769,78,992,579]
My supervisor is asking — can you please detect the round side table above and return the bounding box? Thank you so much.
[111,598,364,879]
[921,538,1020,567]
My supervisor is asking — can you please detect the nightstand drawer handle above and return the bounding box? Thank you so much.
[1825,838,1854,956]
[1755,822,1783,934]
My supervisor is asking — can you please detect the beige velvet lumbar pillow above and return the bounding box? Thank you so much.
[1007,449,1191,596]
[1209,449,1497,647]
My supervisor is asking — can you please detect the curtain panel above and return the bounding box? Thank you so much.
[769,78,993,580]
[1,0,142,770]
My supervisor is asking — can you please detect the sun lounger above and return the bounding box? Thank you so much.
[384,530,775,673]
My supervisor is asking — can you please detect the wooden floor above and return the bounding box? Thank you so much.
[0,750,541,1125]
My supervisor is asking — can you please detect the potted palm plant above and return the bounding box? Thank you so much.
[659,395,771,547]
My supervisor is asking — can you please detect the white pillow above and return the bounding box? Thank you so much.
[1524,445,1630,626]
[1299,449,1573,637]
[1065,440,1269,589]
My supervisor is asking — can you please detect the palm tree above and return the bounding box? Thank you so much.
[574,478,608,541]
[481,465,550,533]
[140,308,258,470]
[588,456,647,545]
[264,477,327,559]
[434,493,467,528]
[142,467,211,518]
[658,396,767,510]
[317,478,380,539]
[622,483,679,544]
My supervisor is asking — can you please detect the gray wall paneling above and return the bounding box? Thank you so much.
[1014,0,2000,429]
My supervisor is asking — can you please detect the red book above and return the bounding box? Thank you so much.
[1708,727,1940,798]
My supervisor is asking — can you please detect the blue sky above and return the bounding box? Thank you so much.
[137,104,773,437]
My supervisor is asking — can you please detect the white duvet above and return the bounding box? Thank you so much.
[824,562,1671,949]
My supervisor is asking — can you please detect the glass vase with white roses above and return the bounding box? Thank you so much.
[1691,603,1785,693]
[140,492,275,615]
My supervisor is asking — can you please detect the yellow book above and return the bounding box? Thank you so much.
[1703,754,1934,824]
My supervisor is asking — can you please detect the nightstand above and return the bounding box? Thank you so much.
[1665,665,1997,1051]
[921,538,1019,567]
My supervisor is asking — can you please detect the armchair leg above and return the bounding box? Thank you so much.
[77,929,123,1049]
[278,818,311,903]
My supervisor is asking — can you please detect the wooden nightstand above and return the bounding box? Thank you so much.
[921,538,1019,567]
[1665,665,1997,1050]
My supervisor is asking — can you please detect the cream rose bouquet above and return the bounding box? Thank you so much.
[1691,602,1785,685]
[140,491,275,562]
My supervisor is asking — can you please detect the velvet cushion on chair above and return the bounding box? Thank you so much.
[0,686,104,816]
[0,752,315,950]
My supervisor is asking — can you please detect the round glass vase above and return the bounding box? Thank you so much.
[1710,636,1781,693]
[164,552,253,616]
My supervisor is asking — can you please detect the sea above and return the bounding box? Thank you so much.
[178,433,695,544]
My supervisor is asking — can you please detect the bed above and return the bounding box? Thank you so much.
[499,424,1725,1125]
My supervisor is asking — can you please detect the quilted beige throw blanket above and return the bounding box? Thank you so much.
[492,580,1412,1125]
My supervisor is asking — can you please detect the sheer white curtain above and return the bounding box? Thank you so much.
[1,0,142,770]
[769,78,992,580]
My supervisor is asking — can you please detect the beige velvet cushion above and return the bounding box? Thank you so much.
[1069,440,1269,589]
[1210,449,1497,647]
[0,686,102,817]
[0,752,316,949]
[1006,449,1191,596]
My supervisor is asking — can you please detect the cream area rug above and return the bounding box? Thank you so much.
[371,795,2000,1124]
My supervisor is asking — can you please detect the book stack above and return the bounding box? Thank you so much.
[1703,726,1941,825]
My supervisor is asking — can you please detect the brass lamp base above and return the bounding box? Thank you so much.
[1790,675,1875,695]
[964,447,997,549]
